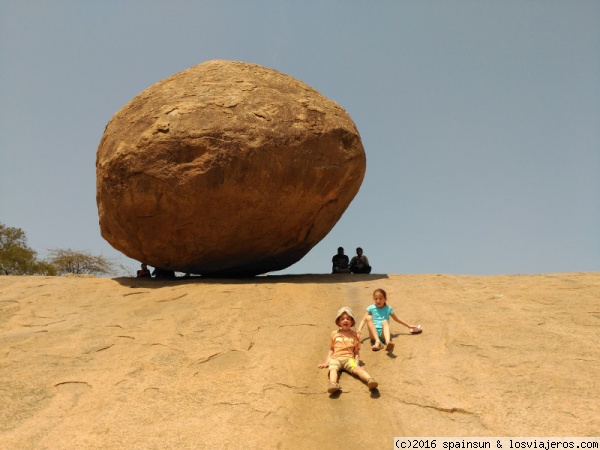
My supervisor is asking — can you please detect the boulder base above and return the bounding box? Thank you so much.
[96,60,365,275]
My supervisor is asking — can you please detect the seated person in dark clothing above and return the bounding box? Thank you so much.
[332,247,351,273]
[349,247,372,274]
[136,263,151,278]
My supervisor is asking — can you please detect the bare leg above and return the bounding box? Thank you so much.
[353,367,378,390]
[328,369,341,393]
[382,319,391,344]
[329,369,339,383]
[352,367,371,382]
[382,320,395,351]
[366,316,383,349]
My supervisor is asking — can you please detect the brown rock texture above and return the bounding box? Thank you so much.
[1,273,598,448]
[96,60,366,276]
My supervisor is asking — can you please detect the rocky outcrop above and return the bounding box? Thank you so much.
[2,273,599,448]
[96,60,365,276]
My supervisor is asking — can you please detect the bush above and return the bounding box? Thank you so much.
[0,223,55,275]
[1,222,121,277]
[47,248,117,276]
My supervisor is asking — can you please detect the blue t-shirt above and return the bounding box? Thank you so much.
[366,304,394,330]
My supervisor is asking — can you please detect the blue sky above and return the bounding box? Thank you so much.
[1,1,599,276]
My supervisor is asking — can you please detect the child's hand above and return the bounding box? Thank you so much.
[318,362,329,369]
[409,325,423,334]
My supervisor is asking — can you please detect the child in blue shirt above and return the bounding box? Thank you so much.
[357,288,422,352]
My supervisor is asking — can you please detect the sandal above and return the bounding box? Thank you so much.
[385,342,395,352]
[367,378,378,390]
[371,341,384,351]
[328,382,341,394]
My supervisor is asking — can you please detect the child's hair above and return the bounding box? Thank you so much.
[373,288,387,298]
[373,288,387,305]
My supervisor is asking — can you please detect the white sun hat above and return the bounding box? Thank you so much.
[335,306,355,325]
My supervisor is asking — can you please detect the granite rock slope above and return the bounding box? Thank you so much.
[1,273,598,448]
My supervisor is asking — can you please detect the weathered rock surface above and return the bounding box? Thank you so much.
[1,273,598,448]
[96,60,365,276]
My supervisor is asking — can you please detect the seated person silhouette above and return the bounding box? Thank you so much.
[331,247,351,273]
[136,263,151,278]
[349,247,372,274]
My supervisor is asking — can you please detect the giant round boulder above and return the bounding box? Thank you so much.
[96,60,365,276]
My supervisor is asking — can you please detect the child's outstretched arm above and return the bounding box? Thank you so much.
[356,312,369,337]
[318,333,335,368]
[390,312,420,332]
[353,334,361,365]
[318,349,334,369]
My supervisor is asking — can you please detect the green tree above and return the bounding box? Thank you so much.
[47,248,117,276]
[0,223,55,275]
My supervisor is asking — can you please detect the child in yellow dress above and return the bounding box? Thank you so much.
[318,307,378,393]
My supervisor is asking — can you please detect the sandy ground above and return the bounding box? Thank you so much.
[0,272,598,449]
